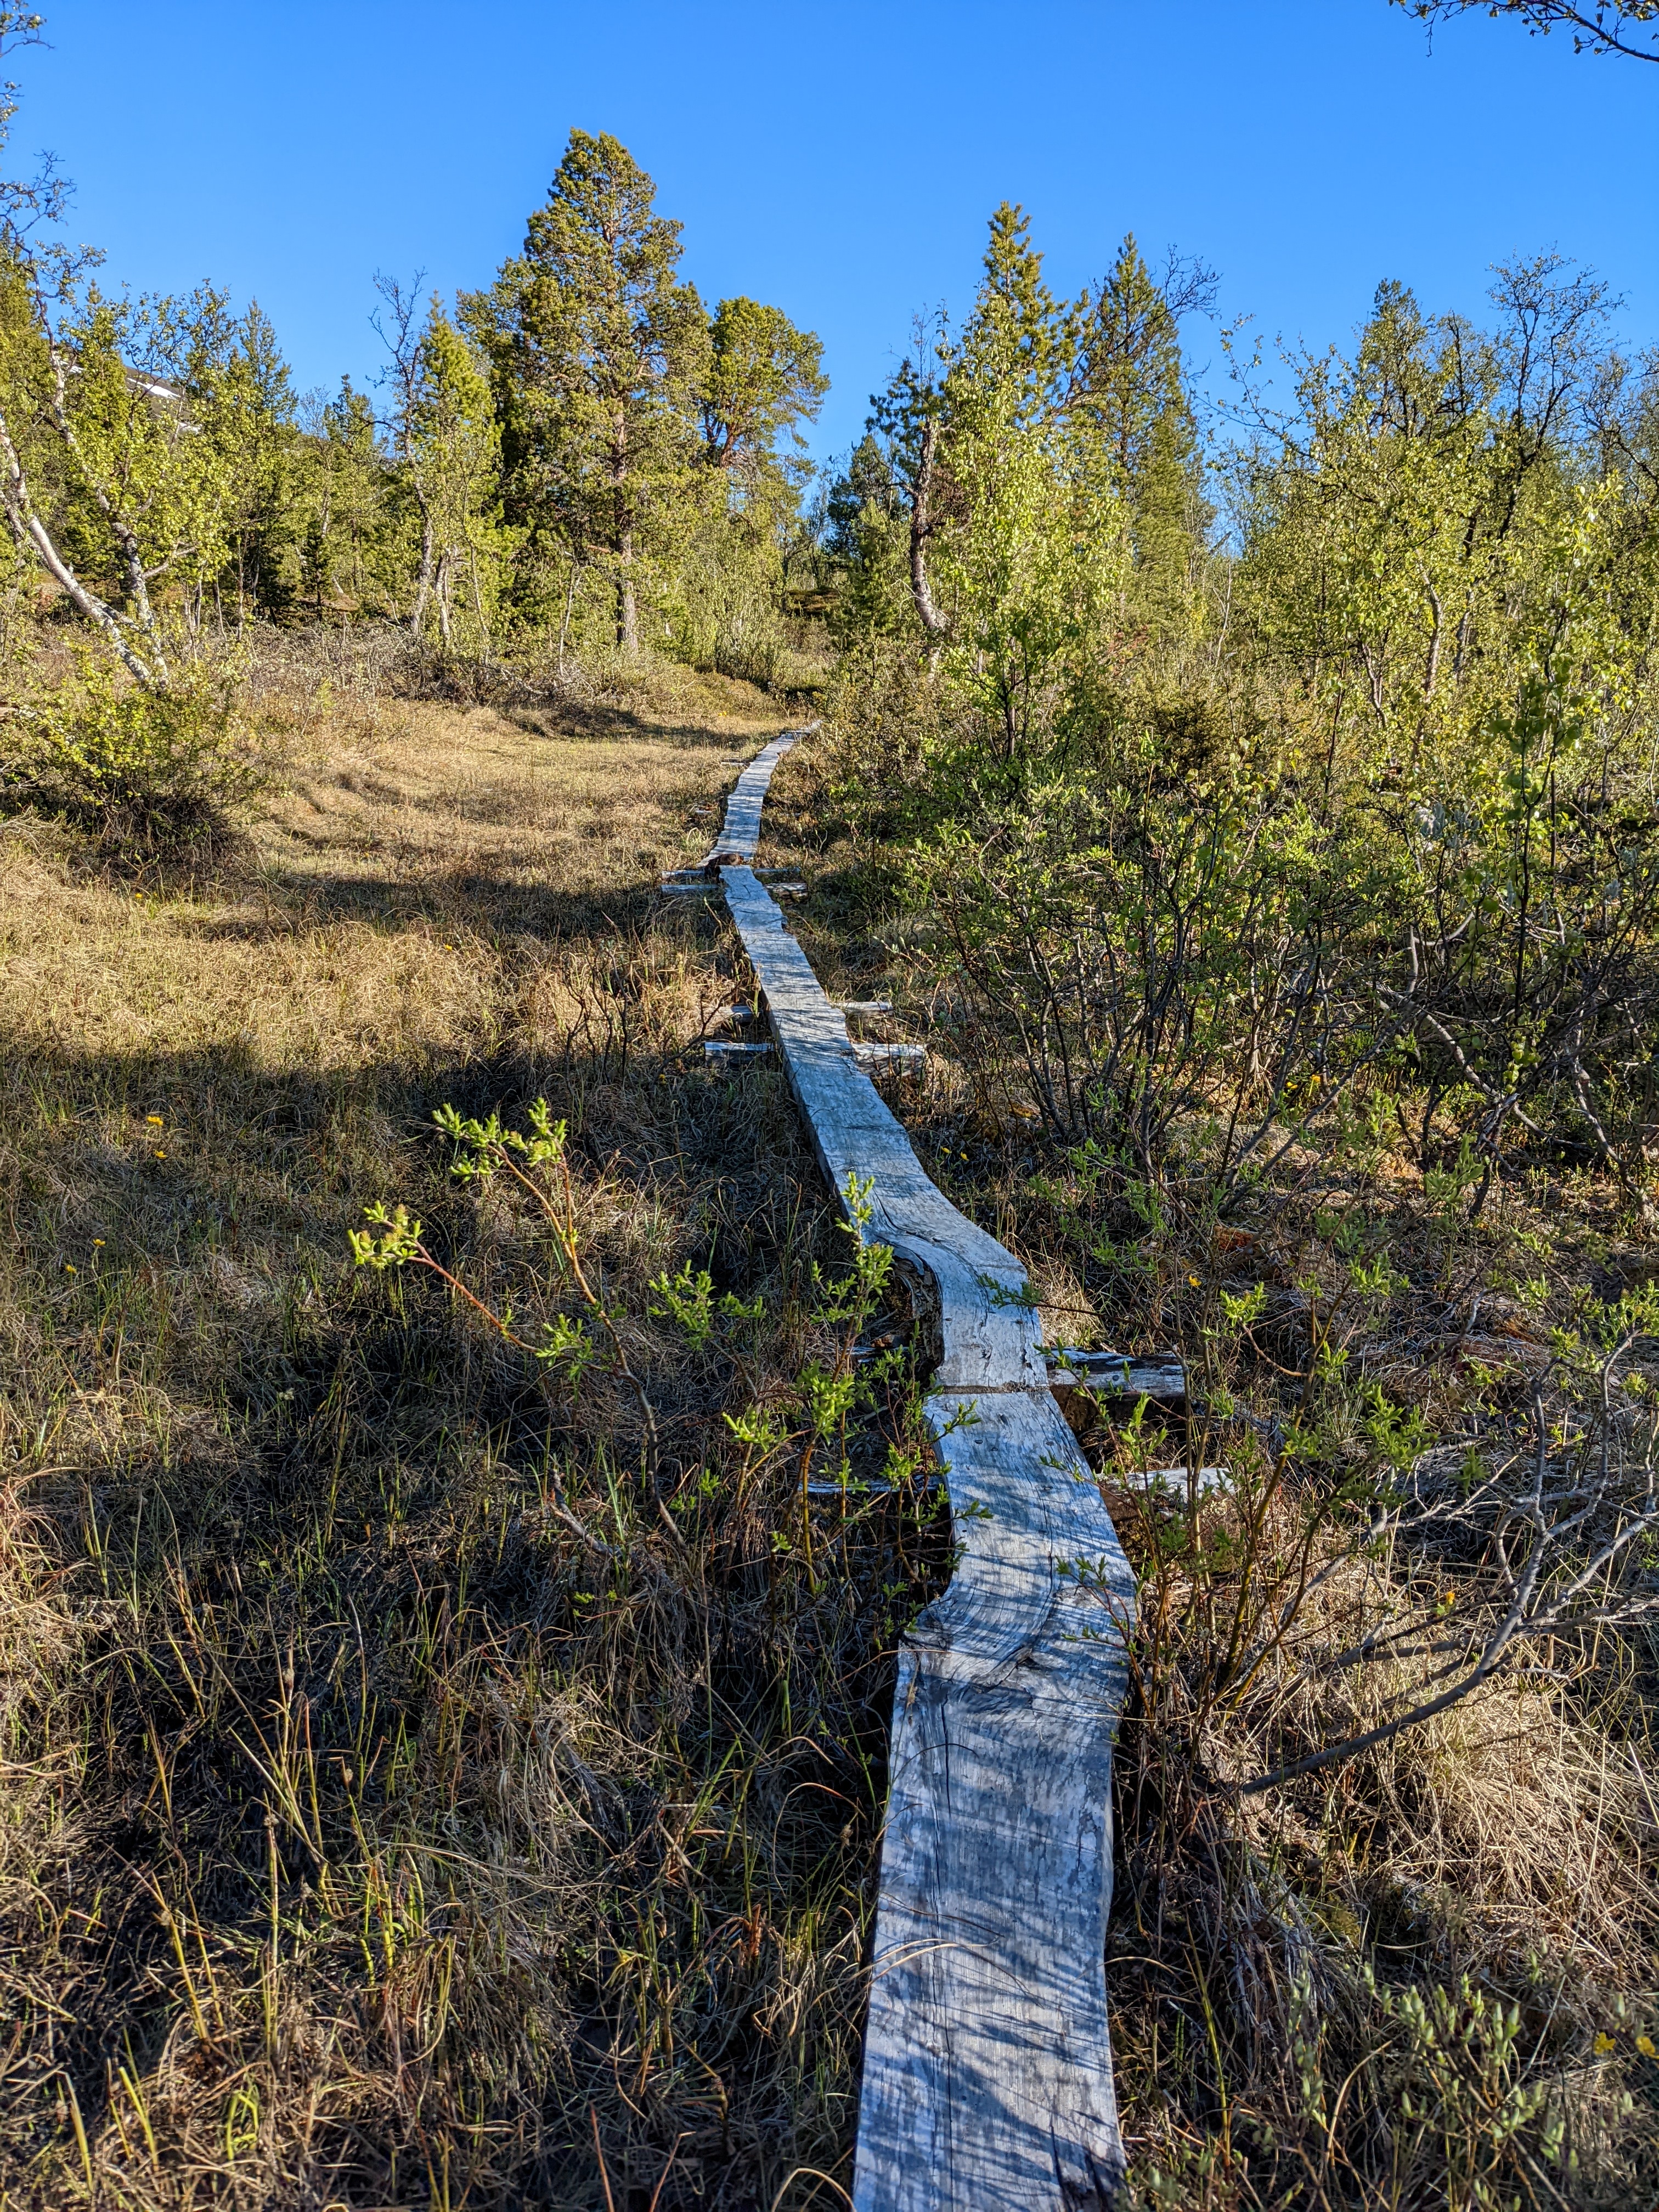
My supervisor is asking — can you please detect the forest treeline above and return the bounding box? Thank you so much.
[2,0,1657,1283]
[823,204,1659,1214]
[4,2,1659,1210]
[0,115,827,690]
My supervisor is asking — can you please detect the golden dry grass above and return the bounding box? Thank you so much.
[9,655,1659,2211]
[0,669,940,2211]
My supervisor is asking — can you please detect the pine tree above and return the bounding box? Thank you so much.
[1077,236,1211,639]
[701,296,826,480]
[466,129,707,652]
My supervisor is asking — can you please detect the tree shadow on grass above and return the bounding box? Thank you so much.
[172,865,666,944]
[2,1018,907,2206]
[504,691,791,752]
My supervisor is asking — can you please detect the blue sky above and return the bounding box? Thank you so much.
[17,1,1658,466]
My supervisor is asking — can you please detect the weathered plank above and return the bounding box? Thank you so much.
[706,728,1136,2211]
[1047,1350,1187,1403]
[851,1041,928,1075]
[703,723,811,865]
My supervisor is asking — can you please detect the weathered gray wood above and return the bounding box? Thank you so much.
[1136,1466,1231,1497]
[851,1041,927,1075]
[706,729,1135,2212]
[702,723,815,866]
[1048,1350,1186,1403]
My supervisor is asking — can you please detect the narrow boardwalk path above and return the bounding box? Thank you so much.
[707,727,1136,2211]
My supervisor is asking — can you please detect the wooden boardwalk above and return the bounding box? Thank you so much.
[700,727,1136,2210]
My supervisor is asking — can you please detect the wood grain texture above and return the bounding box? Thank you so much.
[708,731,1136,2211]
[1047,1351,1187,1403]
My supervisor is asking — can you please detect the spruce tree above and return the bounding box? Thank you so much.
[207,302,300,622]
[318,378,385,614]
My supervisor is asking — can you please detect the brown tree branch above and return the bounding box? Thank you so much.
[1394,0,1659,61]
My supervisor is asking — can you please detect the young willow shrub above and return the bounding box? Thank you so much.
[7,651,270,857]
[906,751,1391,1186]
[1380,652,1659,1211]
[353,1104,917,1581]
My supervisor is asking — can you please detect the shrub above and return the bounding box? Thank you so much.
[3,652,272,860]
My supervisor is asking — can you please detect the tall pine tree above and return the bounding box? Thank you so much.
[466,130,707,652]
[1077,238,1211,639]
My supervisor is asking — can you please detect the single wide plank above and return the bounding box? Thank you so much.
[707,737,1136,2211]
[700,722,817,864]
[863,1391,1133,2212]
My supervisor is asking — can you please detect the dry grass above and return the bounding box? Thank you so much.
[12,652,1659,2211]
[0,663,939,2210]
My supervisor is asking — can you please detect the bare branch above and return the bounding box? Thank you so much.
[1238,1347,1659,1794]
[1392,0,1659,61]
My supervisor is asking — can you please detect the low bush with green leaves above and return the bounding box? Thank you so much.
[5,652,272,858]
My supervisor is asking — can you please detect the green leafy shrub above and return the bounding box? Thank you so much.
[4,653,272,859]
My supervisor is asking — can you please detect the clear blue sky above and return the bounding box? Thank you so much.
[18,1,1658,465]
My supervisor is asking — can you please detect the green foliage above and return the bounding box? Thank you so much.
[353,1115,904,1587]
[0,83,822,691]
[202,299,300,620]
[864,205,1138,754]
[460,137,827,671]
[827,204,1217,764]
[702,294,827,475]
[298,376,390,616]
[648,1258,764,1349]
[46,286,235,618]
[663,467,793,683]
[823,434,912,642]
[1076,235,1215,642]
[828,216,1659,1212]
[406,304,514,650]
[464,129,710,653]
[5,649,269,854]
[1232,262,1649,787]
[347,1200,424,1270]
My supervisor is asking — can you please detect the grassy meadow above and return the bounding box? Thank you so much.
[0,662,949,2211]
[3,647,1659,2211]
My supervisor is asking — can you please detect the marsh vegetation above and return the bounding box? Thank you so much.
[4,4,1659,2203]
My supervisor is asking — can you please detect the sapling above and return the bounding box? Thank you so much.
[354,1121,906,1576]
